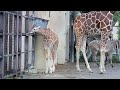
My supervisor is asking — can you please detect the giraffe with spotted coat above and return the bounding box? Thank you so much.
[73,11,115,74]
[30,26,59,74]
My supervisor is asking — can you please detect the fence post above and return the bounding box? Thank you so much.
[1,12,5,78]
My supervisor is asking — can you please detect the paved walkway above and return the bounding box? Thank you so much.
[22,62,120,79]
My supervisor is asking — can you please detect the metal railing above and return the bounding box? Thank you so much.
[0,11,35,78]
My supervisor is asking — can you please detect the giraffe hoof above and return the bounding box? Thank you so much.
[76,68,81,72]
[45,71,48,74]
[52,68,55,72]
[99,72,104,74]
[89,70,93,73]
[97,64,99,67]
[89,69,93,73]
[111,65,114,68]
[99,71,106,74]
[49,70,53,74]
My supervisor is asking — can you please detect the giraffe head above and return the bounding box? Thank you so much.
[30,25,41,34]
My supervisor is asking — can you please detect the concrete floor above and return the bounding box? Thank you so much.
[21,62,120,79]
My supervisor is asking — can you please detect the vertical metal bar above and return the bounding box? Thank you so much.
[69,13,72,62]
[1,12,5,78]
[16,12,19,73]
[7,14,10,71]
[31,12,35,66]
[69,23,71,62]
[24,11,29,69]
[71,28,75,63]
[18,13,22,72]
[13,14,16,72]
[69,12,75,63]
[32,34,35,66]
[11,14,14,70]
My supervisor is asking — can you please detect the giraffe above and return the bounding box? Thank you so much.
[73,11,115,74]
[30,26,59,74]
[88,40,118,67]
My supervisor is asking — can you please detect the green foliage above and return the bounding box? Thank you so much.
[112,55,120,63]
[71,11,80,20]
[113,11,120,40]
[113,11,120,24]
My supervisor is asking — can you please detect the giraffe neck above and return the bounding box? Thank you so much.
[37,28,50,37]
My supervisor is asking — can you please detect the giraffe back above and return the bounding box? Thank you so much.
[38,28,59,48]
[73,11,113,37]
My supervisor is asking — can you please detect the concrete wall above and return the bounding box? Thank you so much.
[34,34,46,72]
[47,11,70,64]
[34,11,50,20]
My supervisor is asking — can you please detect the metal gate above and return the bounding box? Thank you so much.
[0,11,35,78]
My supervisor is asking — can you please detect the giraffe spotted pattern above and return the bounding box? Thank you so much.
[73,11,115,74]
[30,26,59,74]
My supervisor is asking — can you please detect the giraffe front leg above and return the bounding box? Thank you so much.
[53,50,56,72]
[93,51,99,67]
[54,50,57,65]
[44,47,53,74]
[75,46,81,71]
[109,52,114,67]
[50,51,55,73]
[99,31,110,74]
[45,60,49,74]
[99,49,106,74]
[48,48,53,74]
[54,43,58,65]
[52,64,55,72]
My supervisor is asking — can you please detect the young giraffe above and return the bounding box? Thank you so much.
[30,26,59,74]
[73,11,115,74]
[88,40,118,67]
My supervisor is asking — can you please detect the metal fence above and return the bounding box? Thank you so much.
[0,11,35,78]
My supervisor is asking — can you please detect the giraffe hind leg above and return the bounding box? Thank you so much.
[80,37,93,73]
[44,48,49,74]
[51,49,55,72]
[93,51,99,67]
[44,47,53,74]
[49,48,55,74]
[108,52,114,67]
